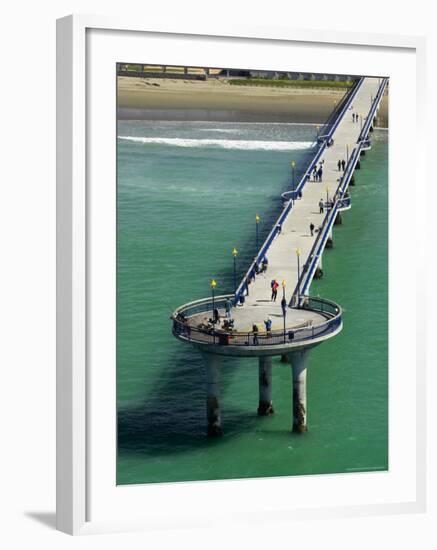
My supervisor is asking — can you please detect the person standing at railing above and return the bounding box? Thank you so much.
[252,324,259,345]
[317,166,323,182]
[341,159,346,171]
[281,296,287,317]
[264,316,273,335]
[337,159,341,171]
[310,222,315,237]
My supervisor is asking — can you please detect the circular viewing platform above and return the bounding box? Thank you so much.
[171,294,342,357]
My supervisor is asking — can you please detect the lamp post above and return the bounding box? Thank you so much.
[325,185,330,206]
[360,115,363,131]
[210,279,217,344]
[291,160,296,201]
[232,248,238,298]
[316,125,320,140]
[282,280,287,343]
[296,248,301,306]
[346,144,349,165]
[255,214,260,251]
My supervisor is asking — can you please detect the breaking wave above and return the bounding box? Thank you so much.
[118,136,315,151]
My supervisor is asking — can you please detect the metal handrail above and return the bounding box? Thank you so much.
[318,77,364,141]
[171,295,342,348]
[357,77,388,144]
[291,139,364,303]
[234,78,365,304]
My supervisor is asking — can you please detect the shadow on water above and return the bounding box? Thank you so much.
[117,148,316,459]
[118,345,260,457]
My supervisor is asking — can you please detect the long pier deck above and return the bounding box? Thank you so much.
[173,76,387,352]
[232,78,382,327]
[171,75,388,434]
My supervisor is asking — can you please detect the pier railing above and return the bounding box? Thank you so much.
[357,77,388,144]
[172,295,342,348]
[281,77,364,204]
[317,76,364,142]
[233,78,369,305]
[291,138,364,303]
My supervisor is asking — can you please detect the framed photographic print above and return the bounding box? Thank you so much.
[56,15,426,535]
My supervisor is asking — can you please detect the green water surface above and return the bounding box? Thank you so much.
[117,122,388,485]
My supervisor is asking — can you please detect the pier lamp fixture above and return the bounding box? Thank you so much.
[210,279,217,312]
[232,248,238,297]
[325,185,330,206]
[282,280,287,342]
[296,248,301,305]
[210,279,217,343]
[255,214,260,251]
[291,160,296,201]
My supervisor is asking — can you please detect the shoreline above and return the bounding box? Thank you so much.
[117,76,388,126]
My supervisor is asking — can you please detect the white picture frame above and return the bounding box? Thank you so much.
[56,14,427,535]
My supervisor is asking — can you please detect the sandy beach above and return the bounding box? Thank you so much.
[117,76,388,126]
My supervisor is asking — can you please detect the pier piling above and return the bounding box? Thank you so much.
[203,352,223,437]
[258,356,274,415]
[289,349,310,433]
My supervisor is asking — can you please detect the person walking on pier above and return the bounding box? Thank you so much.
[337,159,341,171]
[312,166,318,182]
[271,279,279,301]
[319,198,324,214]
[317,166,323,182]
[281,296,287,317]
[310,222,315,236]
[341,159,346,171]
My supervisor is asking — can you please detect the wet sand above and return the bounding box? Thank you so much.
[117,76,388,126]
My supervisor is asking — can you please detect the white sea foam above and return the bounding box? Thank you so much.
[199,128,241,133]
[118,135,315,151]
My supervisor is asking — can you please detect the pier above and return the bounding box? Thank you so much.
[171,76,388,436]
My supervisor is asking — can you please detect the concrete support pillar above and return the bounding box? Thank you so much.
[350,175,355,186]
[326,228,333,248]
[288,349,310,433]
[202,352,223,437]
[280,354,290,363]
[356,160,361,169]
[258,356,274,415]
[314,255,323,279]
[334,211,343,225]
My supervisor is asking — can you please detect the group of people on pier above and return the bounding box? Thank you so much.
[337,159,346,171]
[312,160,324,182]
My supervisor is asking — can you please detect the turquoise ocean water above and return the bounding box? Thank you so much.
[117,120,388,485]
